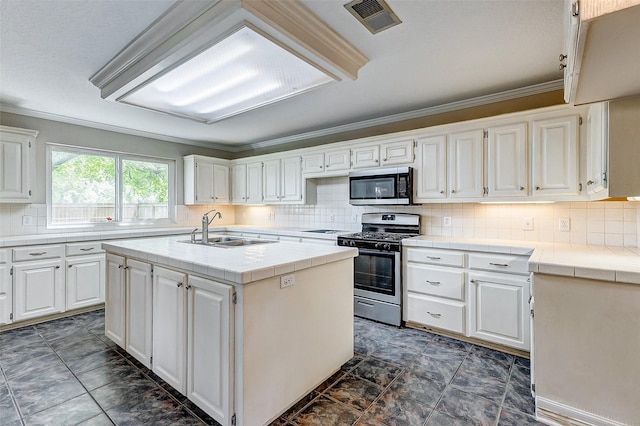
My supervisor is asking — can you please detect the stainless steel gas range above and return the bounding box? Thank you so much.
[337,213,420,326]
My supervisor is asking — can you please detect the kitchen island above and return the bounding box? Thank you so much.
[102,235,358,426]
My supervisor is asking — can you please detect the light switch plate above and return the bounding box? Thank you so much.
[522,217,534,231]
[22,215,33,226]
[559,218,570,232]
[443,216,451,227]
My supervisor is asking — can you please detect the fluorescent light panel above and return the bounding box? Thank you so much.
[121,26,335,123]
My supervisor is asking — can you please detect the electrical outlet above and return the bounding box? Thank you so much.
[522,217,534,231]
[183,211,190,222]
[330,215,335,223]
[22,215,33,226]
[559,217,571,232]
[280,274,295,289]
[443,216,451,227]
[351,214,358,223]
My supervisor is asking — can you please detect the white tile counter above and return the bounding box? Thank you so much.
[102,235,358,284]
[403,236,640,285]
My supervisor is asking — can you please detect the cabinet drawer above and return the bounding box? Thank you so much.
[468,253,529,275]
[66,242,104,256]
[406,248,465,267]
[0,249,9,263]
[407,293,465,334]
[406,264,465,301]
[13,245,64,262]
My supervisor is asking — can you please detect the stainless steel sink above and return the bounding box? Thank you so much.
[178,236,277,248]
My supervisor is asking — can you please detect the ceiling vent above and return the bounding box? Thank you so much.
[344,0,402,34]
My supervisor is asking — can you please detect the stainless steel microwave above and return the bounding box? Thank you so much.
[348,167,413,205]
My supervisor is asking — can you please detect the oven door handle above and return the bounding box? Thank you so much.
[356,248,398,256]
[356,300,375,308]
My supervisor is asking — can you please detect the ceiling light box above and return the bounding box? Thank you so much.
[90,0,368,123]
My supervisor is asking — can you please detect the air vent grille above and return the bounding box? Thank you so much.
[344,0,402,34]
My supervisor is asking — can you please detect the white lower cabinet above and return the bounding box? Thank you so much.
[187,275,234,425]
[467,271,530,351]
[152,266,187,393]
[404,246,532,352]
[13,258,65,322]
[125,258,153,368]
[0,249,12,325]
[66,253,105,310]
[105,254,126,348]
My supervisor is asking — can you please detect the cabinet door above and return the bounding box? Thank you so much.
[448,129,484,198]
[467,272,530,351]
[586,103,608,195]
[152,266,187,393]
[351,145,380,169]
[532,115,579,196]
[302,153,324,174]
[281,156,302,202]
[66,254,105,310]
[13,259,65,322]
[213,164,230,203]
[187,275,234,425]
[246,161,263,204]
[0,127,34,202]
[487,123,528,197]
[0,250,12,325]
[126,258,153,368]
[415,135,446,200]
[381,139,414,166]
[325,149,351,172]
[262,159,281,202]
[195,160,215,204]
[105,254,126,348]
[231,164,247,204]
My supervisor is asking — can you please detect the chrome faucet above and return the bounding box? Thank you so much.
[201,209,222,243]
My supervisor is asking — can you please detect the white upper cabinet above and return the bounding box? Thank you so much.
[0,125,38,203]
[184,155,230,205]
[532,115,579,197]
[351,145,380,169]
[302,148,350,176]
[380,139,414,166]
[302,153,325,174]
[325,149,351,172]
[447,129,484,198]
[487,123,528,197]
[231,164,247,204]
[586,103,608,195]
[246,161,263,204]
[414,135,447,200]
[263,156,303,203]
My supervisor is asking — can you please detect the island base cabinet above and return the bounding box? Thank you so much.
[187,276,234,426]
[467,272,530,351]
[105,254,126,348]
[152,266,187,394]
[0,249,11,325]
[125,259,152,368]
[13,259,65,322]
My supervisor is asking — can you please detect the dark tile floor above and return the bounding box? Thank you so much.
[0,310,542,426]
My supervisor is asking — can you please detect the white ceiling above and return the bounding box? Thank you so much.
[0,0,565,152]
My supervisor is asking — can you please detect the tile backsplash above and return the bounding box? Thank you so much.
[235,177,640,248]
[2,176,639,248]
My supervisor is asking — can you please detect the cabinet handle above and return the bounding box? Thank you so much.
[587,180,594,185]
[80,247,94,251]
[451,190,456,194]
[68,264,73,268]
[440,190,444,194]
[489,263,509,267]
[177,282,183,288]
[186,285,192,290]
[470,279,476,283]
[118,264,124,269]
[536,186,541,190]
[383,158,387,162]
[29,252,46,256]
[55,265,60,269]
[520,186,525,191]
[426,280,441,285]
[374,159,378,163]
[426,311,442,318]
[426,256,441,260]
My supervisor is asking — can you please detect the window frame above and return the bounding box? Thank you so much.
[46,143,176,228]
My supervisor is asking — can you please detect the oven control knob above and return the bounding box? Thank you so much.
[383,244,391,251]
[349,240,356,247]
[374,242,382,249]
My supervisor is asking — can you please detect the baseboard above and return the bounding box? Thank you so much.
[536,396,629,426]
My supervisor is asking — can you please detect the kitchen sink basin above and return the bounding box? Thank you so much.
[178,236,277,248]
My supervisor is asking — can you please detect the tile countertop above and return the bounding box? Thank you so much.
[403,236,640,285]
[102,235,358,285]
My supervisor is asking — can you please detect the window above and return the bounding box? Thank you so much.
[48,145,175,226]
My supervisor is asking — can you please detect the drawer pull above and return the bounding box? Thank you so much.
[29,252,47,256]
[426,280,441,285]
[79,247,95,252]
[177,282,183,288]
[489,263,509,267]
[426,256,441,260]
[357,300,375,308]
[426,311,442,318]
[55,265,60,269]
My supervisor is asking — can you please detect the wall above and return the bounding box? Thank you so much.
[235,177,640,248]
